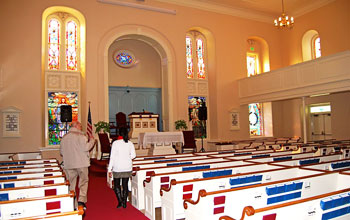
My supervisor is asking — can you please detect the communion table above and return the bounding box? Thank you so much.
[138,131,184,155]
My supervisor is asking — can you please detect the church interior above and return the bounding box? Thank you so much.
[0,0,350,219]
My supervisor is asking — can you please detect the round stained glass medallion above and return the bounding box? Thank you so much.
[113,50,135,68]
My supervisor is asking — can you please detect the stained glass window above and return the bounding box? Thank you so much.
[66,20,77,71]
[188,96,207,138]
[48,19,60,70]
[196,39,206,79]
[314,36,321,59]
[186,37,194,79]
[247,54,257,77]
[113,50,135,68]
[48,92,78,145]
[249,103,263,136]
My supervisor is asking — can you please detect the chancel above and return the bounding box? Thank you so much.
[1,0,350,219]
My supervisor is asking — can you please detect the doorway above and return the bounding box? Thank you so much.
[310,104,332,141]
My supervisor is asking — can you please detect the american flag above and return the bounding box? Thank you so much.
[87,104,93,139]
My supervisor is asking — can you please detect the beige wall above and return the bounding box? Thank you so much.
[108,39,162,88]
[0,0,349,153]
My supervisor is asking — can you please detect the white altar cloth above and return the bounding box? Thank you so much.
[138,132,184,149]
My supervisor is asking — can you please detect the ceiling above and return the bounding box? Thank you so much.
[155,0,335,22]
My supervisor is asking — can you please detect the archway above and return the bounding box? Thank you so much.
[97,25,177,131]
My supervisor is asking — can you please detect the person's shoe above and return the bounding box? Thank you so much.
[122,190,128,208]
[78,202,86,211]
[114,187,123,208]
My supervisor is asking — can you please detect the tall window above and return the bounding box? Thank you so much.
[249,103,263,136]
[312,35,321,59]
[247,52,263,136]
[47,14,79,71]
[45,11,82,146]
[186,31,208,138]
[186,32,207,80]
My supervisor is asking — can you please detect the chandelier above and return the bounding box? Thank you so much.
[274,0,294,29]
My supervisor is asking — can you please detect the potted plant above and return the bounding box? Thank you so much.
[175,120,188,131]
[94,121,110,134]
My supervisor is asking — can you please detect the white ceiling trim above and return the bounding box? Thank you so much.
[156,0,336,24]
[156,0,273,23]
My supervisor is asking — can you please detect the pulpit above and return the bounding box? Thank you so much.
[128,112,159,140]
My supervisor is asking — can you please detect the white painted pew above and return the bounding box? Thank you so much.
[206,149,275,158]
[302,158,350,171]
[0,176,66,189]
[132,158,241,210]
[183,172,350,220]
[269,153,343,167]
[0,170,63,181]
[13,207,83,220]
[0,159,57,166]
[0,166,61,175]
[144,163,282,220]
[0,152,42,161]
[161,167,323,220]
[243,152,316,164]
[0,182,69,201]
[0,162,58,169]
[222,150,297,161]
[133,155,212,165]
[0,191,75,219]
[220,188,350,220]
[134,153,195,161]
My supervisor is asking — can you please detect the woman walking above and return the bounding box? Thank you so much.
[108,127,136,208]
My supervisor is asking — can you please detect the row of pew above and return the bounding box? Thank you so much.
[0,156,84,220]
[131,138,350,220]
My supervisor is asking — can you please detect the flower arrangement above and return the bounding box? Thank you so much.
[94,121,110,134]
[175,120,188,131]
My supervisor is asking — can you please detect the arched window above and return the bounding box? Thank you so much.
[312,35,321,59]
[186,32,207,80]
[246,53,259,77]
[46,13,80,71]
[186,30,208,139]
[44,9,84,146]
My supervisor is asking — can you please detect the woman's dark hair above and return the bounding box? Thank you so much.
[119,127,129,143]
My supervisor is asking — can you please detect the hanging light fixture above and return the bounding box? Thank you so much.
[274,0,294,29]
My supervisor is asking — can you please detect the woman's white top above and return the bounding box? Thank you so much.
[108,139,136,173]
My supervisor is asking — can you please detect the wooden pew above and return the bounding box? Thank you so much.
[0,175,66,189]
[0,170,63,181]
[219,188,350,220]
[13,206,84,220]
[301,158,350,172]
[0,181,69,201]
[0,162,59,170]
[132,149,297,210]
[134,153,195,161]
[143,151,317,220]
[183,172,350,220]
[144,163,282,220]
[0,191,75,219]
[0,159,58,166]
[132,158,244,210]
[0,152,42,162]
[161,167,324,220]
[268,153,343,167]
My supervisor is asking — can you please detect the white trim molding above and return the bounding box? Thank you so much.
[238,51,350,105]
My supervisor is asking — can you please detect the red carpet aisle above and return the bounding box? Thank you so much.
[84,159,148,220]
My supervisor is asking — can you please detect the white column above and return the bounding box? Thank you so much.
[302,97,307,143]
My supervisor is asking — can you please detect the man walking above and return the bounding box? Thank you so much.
[60,121,96,210]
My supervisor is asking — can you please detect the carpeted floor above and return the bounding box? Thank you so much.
[83,159,149,220]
